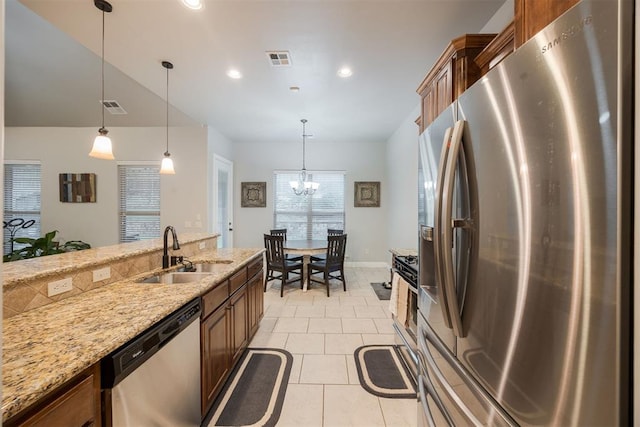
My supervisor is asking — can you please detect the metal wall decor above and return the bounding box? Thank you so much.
[354,181,380,207]
[241,182,267,207]
[59,173,97,202]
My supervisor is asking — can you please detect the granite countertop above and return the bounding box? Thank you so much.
[2,247,263,421]
[3,232,215,286]
[389,248,418,257]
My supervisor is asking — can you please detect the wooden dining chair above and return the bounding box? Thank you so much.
[270,228,303,262]
[264,234,304,297]
[311,228,344,262]
[307,234,347,297]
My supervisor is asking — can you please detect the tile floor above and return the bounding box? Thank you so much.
[249,266,418,427]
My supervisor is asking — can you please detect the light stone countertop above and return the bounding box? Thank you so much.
[389,248,418,257]
[3,232,215,287]
[2,247,263,421]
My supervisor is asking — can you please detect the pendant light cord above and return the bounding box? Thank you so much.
[302,120,306,170]
[166,65,169,154]
[100,8,105,129]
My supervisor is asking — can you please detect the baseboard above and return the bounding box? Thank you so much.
[344,261,390,268]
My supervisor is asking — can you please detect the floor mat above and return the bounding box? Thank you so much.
[206,348,293,426]
[370,282,391,300]
[354,345,416,398]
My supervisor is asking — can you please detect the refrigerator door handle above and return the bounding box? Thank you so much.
[440,119,466,337]
[433,126,454,329]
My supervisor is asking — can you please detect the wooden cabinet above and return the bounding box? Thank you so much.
[199,255,264,417]
[475,21,516,76]
[514,0,579,47]
[6,365,101,427]
[417,34,495,132]
[201,303,230,415]
[230,285,248,364]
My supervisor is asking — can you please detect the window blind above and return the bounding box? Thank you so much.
[3,162,42,255]
[118,164,160,243]
[273,171,345,240]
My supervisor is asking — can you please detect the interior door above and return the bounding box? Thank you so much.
[212,155,233,248]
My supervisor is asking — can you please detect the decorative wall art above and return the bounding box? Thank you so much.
[241,182,267,208]
[354,181,380,207]
[59,173,97,203]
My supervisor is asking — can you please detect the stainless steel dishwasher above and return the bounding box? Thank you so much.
[102,298,202,427]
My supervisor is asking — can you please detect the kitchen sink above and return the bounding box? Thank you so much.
[191,262,232,273]
[137,272,214,284]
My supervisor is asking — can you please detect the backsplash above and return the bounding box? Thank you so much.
[2,234,218,318]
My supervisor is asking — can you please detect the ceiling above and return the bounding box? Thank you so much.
[7,0,507,144]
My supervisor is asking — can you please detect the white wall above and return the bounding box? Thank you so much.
[386,105,420,251]
[480,0,514,33]
[233,140,388,262]
[5,126,208,247]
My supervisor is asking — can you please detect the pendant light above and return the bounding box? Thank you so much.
[89,0,115,160]
[160,61,176,175]
[290,119,319,195]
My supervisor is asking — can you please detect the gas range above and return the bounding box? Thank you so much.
[393,255,418,288]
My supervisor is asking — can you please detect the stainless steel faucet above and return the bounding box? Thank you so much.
[162,226,181,269]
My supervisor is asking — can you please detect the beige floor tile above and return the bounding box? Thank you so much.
[361,333,398,345]
[346,354,361,385]
[265,304,297,318]
[342,318,378,334]
[274,317,309,333]
[299,355,349,384]
[373,318,395,334]
[313,295,342,306]
[325,306,356,318]
[248,332,289,348]
[325,334,364,355]
[339,296,368,306]
[379,398,419,427]
[365,296,389,306]
[323,384,386,426]
[277,384,324,427]
[308,318,343,334]
[257,317,277,333]
[354,305,388,319]
[286,333,325,354]
[289,354,303,383]
[348,288,376,297]
[295,305,327,318]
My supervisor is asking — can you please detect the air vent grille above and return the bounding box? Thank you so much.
[101,100,127,115]
[266,51,291,67]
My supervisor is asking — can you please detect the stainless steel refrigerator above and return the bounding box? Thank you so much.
[416,1,633,425]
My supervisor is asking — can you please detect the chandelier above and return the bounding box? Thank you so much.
[290,119,319,195]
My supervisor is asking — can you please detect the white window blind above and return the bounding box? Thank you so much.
[273,171,345,240]
[118,164,160,243]
[3,162,42,255]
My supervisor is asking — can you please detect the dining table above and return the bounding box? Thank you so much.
[283,239,327,291]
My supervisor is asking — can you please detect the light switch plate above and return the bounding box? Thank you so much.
[93,266,111,282]
[48,278,73,297]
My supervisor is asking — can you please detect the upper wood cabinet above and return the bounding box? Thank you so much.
[514,0,580,47]
[475,21,516,76]
[416,34,495,132]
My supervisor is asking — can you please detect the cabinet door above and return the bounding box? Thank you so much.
[201,305,230,416]
[421,84,436,131]
[248,270,264,338]
[230,286,249,364]
[434,61,453,118]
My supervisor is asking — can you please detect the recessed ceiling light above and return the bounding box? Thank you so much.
[337,67,353,78]
[289,86,300,92]
[181,0,203,10]
[227,69,242,79]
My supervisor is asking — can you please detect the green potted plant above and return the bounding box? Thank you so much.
[3,230,91,262]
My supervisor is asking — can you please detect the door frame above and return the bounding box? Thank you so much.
[212,154,234,248]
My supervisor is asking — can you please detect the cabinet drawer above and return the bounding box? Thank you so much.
[229,268,247,294]
[247,257,263,279]
[202,282,229,319]
[19,375,95,427]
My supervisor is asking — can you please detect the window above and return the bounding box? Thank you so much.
[4,162,42,255]
[118,164,160,243]
[273,171,345,240]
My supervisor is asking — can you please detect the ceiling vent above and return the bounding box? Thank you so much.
[266,51,291,67]
[101,100,127,115]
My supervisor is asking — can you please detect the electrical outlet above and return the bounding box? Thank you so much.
[199,242,206,250]
[92,266,111,282]
[48,278,73,297]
